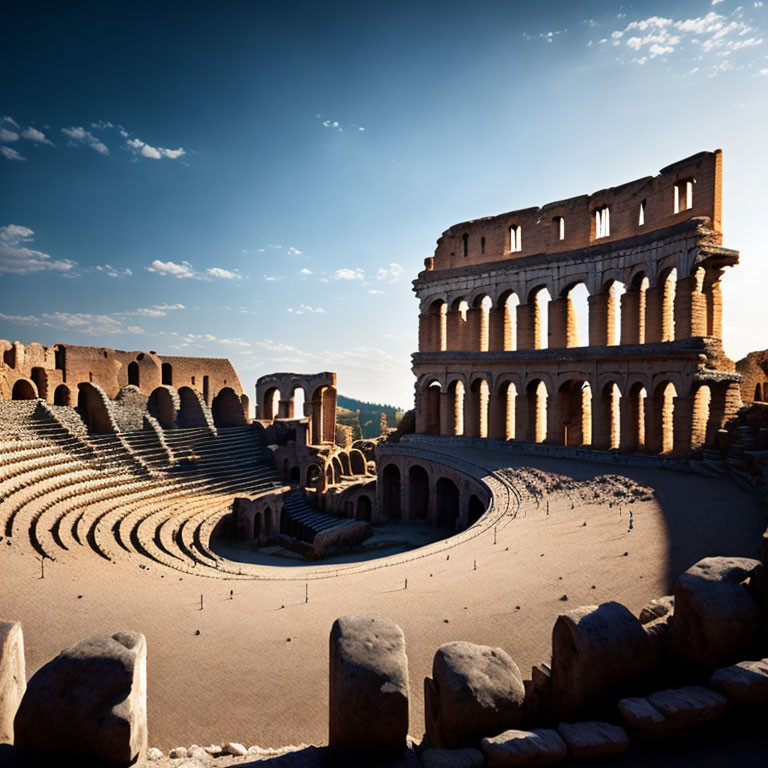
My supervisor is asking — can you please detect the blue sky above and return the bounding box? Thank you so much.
[2,0,767,409]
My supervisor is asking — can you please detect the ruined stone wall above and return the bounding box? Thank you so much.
[413,151,741,458]
[736,350,768,404]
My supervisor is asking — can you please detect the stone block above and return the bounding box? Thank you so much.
[0,621,25,745]
[329,614,409,753]
[638,596,674,624]
[14,631,147,765]
[556,721,629,760]
[646,685,726,728]
[671,557,763,674]
[425,641,525,749]
[481,728,567,767]
[710,658,768,707]
[618,697,674,742]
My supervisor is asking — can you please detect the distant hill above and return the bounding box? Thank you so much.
[337,395,405,439]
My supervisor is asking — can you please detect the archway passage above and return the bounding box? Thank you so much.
[77,383,114,434]
[11,379,36,400]
[305,463,322,490]
[435,477,459,530]
[467,494,485,526]
[558,380,592,447]
[523,379,548,444]
[447,381,465,436]
[356,495,372,522]
[408,465,429,520]
[646,381,677,455]
[31,367,48,400]
[425,382,441,435]
[262,387,279,421]
[382,464,401,520]
[466,378,489,439]
[177,387,208,428]
[212,387,246,427]
[310,385,336,444]
[128,361,140,387]
[161,363,173,386]
[148,387,177,429]
[53,384,72,406]
[622,383,647,452]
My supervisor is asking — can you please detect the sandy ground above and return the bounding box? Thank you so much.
[0,444,765,752]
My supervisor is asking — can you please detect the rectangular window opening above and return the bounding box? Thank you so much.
[510,225,522,252]
[554,216,565,241]
[638,200,646,227]
[594,206,610,239]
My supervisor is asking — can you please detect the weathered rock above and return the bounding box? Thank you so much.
[523,663,552,727]
[481,728,567,767]
[710,658,768,707]
[639,596,674,624]
[671,557,763,674]
[551,602,652,720]
[169,746,189,758]
[646,685,726,728]
[556,721,629,760]
[13,631,147,765]
[618,697,674,742]
[329,614,409,753]
[147,746,163,760]
[225,741,249,756]
[421,746,485,768]
[425,641,525,749]
[0,621,25,745]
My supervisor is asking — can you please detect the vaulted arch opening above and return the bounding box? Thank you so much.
[128,361,140,387]
[382,464,401,520]
[11,379,36,401]
[466,377,489,438]
[53,384,72,407]
[558,380,592,447]
[447,380,465,436]
[435,477,459,530]
[489,291,519,351]
[424,381,442,435]
[408,465,429,520]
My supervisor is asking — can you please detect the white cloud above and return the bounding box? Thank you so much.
[376,262,405,282]
[286,304,326,315]
[62,126,109,155]
[2,116,19,128]
[0,128,19,142]
[127,303,185,318]
[761,67,768,74]
[1,146,25,161]
[286,246,302,255]
[712,0,725,5]
[91,120,114,130]
[333,267,366,281]
[206,266,241,280]
[604,9,764,70]
[299,268,313,275]
[146,259,241,280]
[368,289,386,295]
[219,337,251,347]
[21,127,54,146]
[95,264,133,278]
[0,225,76,274]
[0,311,144,335]
[263,274,284,281]
[147,259,197,279]
[316,114,366,133]
[126,136,185,160]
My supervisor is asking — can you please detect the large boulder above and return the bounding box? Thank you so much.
[0,621,25,745]
[671,557,763,675]
[550,602,653,721]
[329,614,409,754]
[711,658,768,707]
[14,631,147,765]
[425,641,525,749]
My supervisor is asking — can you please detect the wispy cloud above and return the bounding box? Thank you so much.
[376,262,405,282]
[263,274,284,282]
[602,8,764,71]
[2,116,19,129]
[146,259,243,280]
[0,128,19,142]
[316,114,366,133]
[126,303,185,318]
[0,311,145,336]
[95,264,133,278]
[299,268,313,276]
[0,146,25,162]
[523,29,567,43]
[286,304,326,314]
[0,225,76,274]
[62,126,109,155]
[333,267,366,281]
[125,136,185,160]
[21,126,54,146]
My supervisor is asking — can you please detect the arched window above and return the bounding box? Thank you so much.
[161,362,173,386]
[128,361,139,387]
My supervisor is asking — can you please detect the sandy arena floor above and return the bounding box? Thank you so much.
[0,443,765,751]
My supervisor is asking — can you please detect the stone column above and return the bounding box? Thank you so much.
[465,306,483,352]
[588,293,610,347]
[516,302,535,350]
[591,389,612,451]
[446,308,463,351]
[515,391,530,442]
[707,382,741,445]
[487,388,505,441]
[488,306,506,351]
[621,288,645,345]
[675,275,707,339]
[672,395,695,457]
[439,392,452,436]
[464,386,478,438]
[644,284,663,343]
[278,398,292,418]
[548,298,568,349]
[414,388,427,434]
[418,313,430,352]
[546,393,561,445]
[619,391,642,452]
[644,392,664,455]
[704,267,724,339]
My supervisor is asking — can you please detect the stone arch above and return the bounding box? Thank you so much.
[331,455,344,483]
[424,380,442,435]
[690,383,712,451]
[522,378,548,443]
[11,378,37,400]
[597,278,626,346]
[338,451,351,475]
[262,387,280,421]
[53,383,72,406]
[446,296,469,351]
[148,386,179,429]
[128,361,140,387]
[435,477,459,530]
[290,384,306,419]
[489,289,519,351]
[77,382,115,433]
[524,284,551,350]
[310,384,336,444]
[622,271,649,344]
[305,462,323,491]
[356,495,372,522]
[559,281,590,349]
[408,464,429,520]
[465,376,489,438]
[161,362,173,386]
[593,381,621,451]
[467,494,485,526]
[425,298,447,352]
[177,386,209,428]
[466,294,493,352]
[212,386,246,427]
[349,448,366,475]
[30,367,48,400]
[381,463,401,520]
[621,380,648,452]
[557,379,592,447]
[646,380,678,454]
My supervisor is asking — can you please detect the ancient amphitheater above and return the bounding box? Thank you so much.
[1,150,768,767]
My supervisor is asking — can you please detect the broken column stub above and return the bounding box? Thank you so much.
[14,631,147,765]
[671,556,763,675]
[551,601,653,721]
[329,614,409,754]
[0,621,26,745]
[425,641,525,749]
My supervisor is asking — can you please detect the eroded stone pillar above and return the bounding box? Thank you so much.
[546,394,561,445]
[465,306,484,352]
[621,288,644,345]
[588,293,610,347]
[515,391,530,442]
[591,390,612,451]
[704,267,724,339]
[675,275,707,339]
[644,285,663,344]
[418,314,430,352]
[548,298,568,349]
[487,389,505,441]
[446,308,465,351]
[439,392,452,436]
[488,307,506,351]
[517,303,536,350]
[672,395,695,457]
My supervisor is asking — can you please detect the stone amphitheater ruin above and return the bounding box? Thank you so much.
[1,149,768,767]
